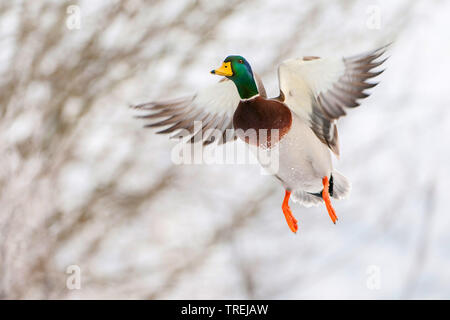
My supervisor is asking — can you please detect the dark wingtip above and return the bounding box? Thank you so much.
[373,42,394,55]
[132,103,148,109]
[134,114,154,119]
[383,41,394,49]
[130,103,146,109]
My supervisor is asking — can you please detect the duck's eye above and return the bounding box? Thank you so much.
[224,65,227,68]
[238,59,243,64]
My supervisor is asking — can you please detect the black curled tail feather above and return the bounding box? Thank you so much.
[308,174,334,199]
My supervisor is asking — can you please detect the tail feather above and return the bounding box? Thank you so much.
[290,170,351,207]
[291,190,323,207]
[331,170,351,200]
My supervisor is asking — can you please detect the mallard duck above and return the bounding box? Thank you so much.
[133,45,389,233]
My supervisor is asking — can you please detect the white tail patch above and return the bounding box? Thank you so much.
[291,170,351,207]
[331,170,351,200]
[291,190,323,207]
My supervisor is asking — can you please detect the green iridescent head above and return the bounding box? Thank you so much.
[211,55,259,99]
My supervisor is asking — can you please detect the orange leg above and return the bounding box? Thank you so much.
[282,190,298,233]
[322,176,338,224]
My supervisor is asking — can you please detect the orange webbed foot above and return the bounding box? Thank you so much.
[282,190,298,233]
[322,176,338,224]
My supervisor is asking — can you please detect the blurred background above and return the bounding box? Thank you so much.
[1,0,449,299]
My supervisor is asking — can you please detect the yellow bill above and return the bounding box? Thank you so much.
[211,62,233,77]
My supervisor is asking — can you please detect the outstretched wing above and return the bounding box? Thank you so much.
[277,44,389,156]
[132,78,241,145]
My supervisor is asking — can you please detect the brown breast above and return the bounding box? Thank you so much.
[233,96,292,148]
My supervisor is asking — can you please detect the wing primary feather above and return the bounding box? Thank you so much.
[343,81,378,90]
[352,58,389,72]
[132,97,193,110]
[317,93,346,119]
[189,113,216,143]
[346,70,385,79]
[202,115,226,145]
[144,113,187,128]
[346,43,391,63]
[152,110,204,134]
[327,89,359,109]
[333,83,369,100]
[134,105,191,119]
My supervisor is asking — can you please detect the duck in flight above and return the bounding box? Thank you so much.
[133,45,389,233]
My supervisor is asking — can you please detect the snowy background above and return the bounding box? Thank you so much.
[1,0,449,299]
